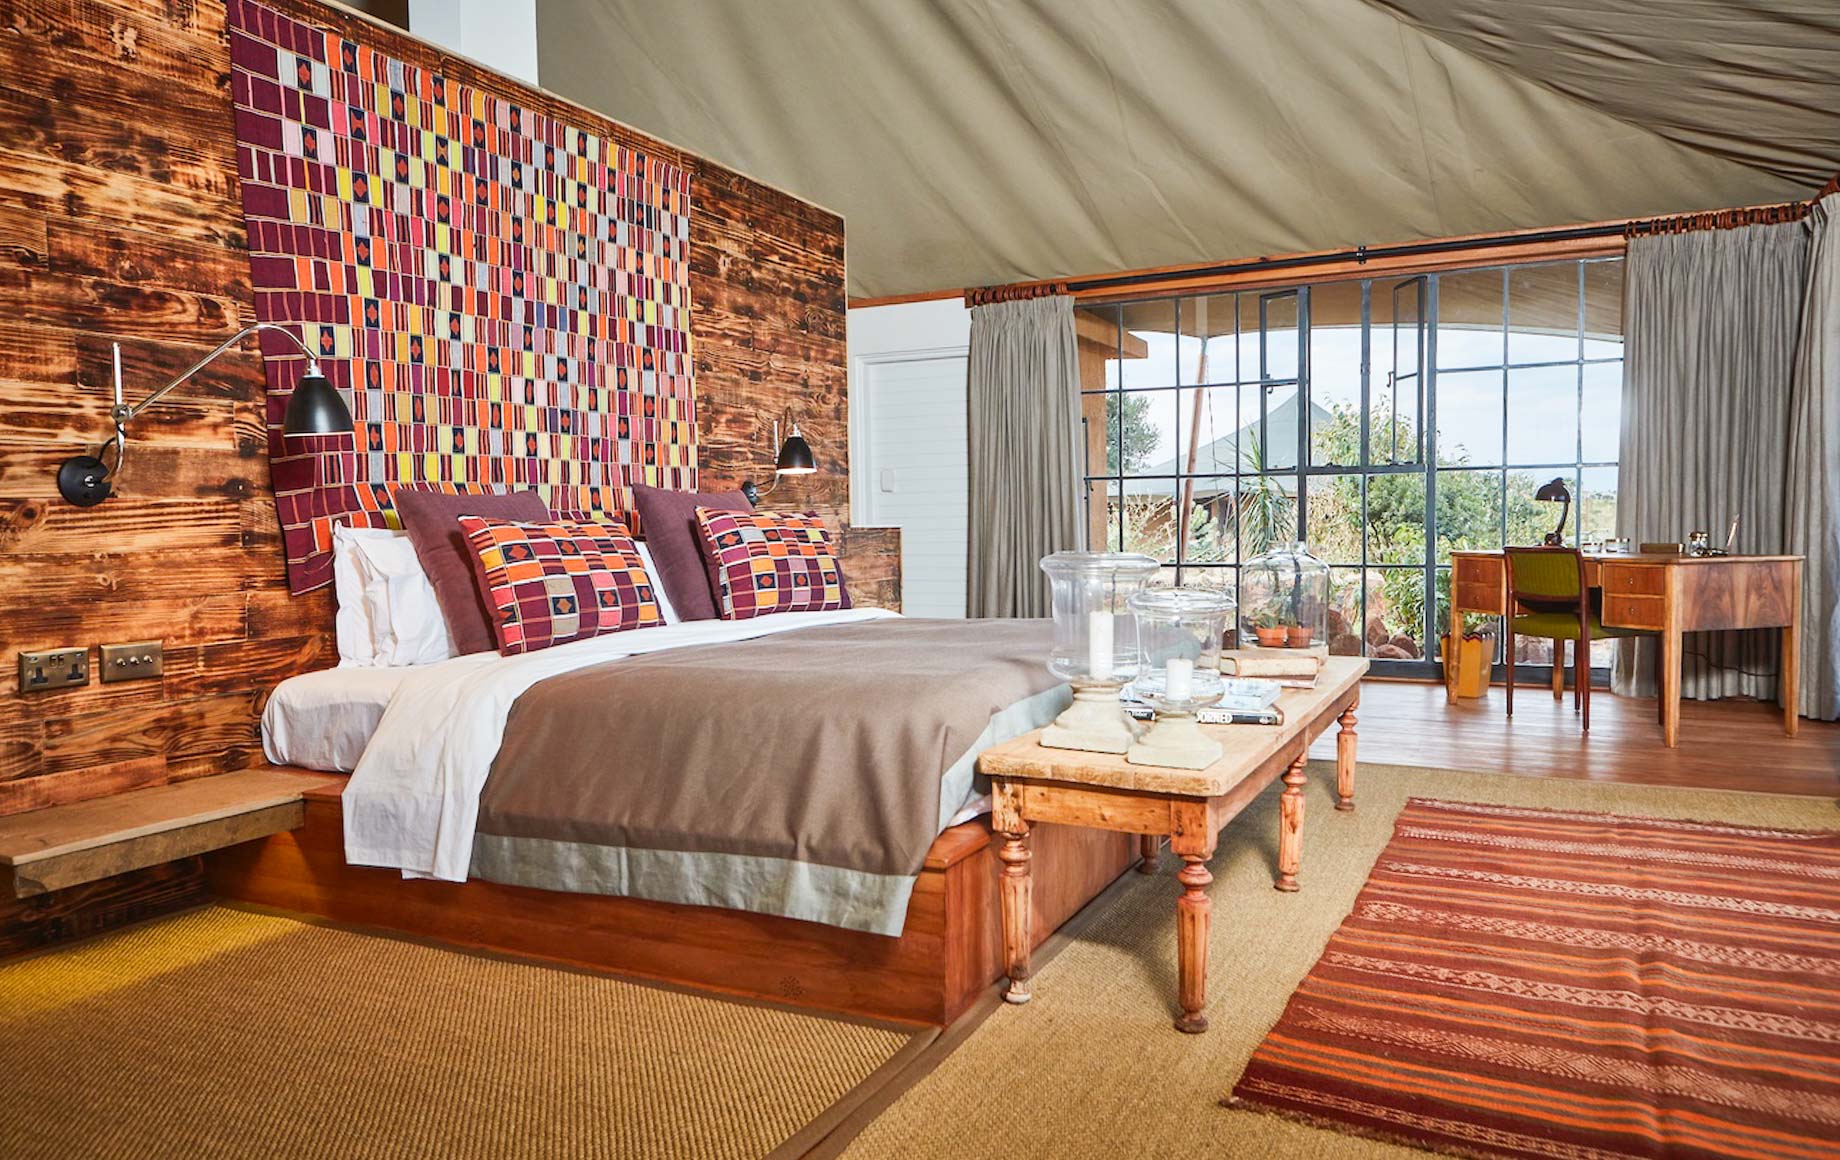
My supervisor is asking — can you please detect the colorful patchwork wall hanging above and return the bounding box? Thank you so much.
[226,0,696,594]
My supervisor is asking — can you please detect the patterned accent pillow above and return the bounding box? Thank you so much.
[458,517,664,654]
[695,509,851,620]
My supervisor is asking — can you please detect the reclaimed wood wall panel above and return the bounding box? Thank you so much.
[0,0,895,818]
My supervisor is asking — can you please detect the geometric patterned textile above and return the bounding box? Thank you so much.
[227,0,695,594]
[1233,798,1840,1160]
[696,508,849,620]
[458,517,662,655]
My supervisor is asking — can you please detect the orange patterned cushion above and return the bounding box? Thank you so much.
[695,508,849,620]
[459,517,663,654]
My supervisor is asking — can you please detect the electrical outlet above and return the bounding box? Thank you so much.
[18,648,89,693]
[99,640,164,683]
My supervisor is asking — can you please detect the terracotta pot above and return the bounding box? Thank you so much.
[1253,626,1288,647]
[1286,626,1314,648]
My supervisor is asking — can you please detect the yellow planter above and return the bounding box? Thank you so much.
[1441,634,1494,699]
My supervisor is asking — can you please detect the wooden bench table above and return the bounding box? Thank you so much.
[976,655,1368,1033]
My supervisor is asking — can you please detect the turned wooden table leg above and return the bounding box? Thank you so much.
[1275,754,1306,892]
[1137,832,1162,873]
[997,827,1033,1004]
[1174,854,1213,1033]
[1334,700,1357,812]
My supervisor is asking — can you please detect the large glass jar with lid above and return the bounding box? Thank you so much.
[1038,551,1161,753]
[1239,541,1330,651]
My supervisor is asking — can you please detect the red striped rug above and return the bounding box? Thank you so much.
[1231,797,1840,1160]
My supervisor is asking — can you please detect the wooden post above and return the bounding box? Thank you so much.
[1784,559,1801,738]
[1660,567,1682,748]
[1275,753,1306,891]
[1551,639,1565,700]
[1334,701,1357,811]
[1174,854,1212,1033]
[1137,832,1161,873]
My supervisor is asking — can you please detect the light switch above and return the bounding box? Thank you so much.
[99,640,163,683]
[879,467,897,493]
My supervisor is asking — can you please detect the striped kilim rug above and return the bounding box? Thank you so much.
[1232,797,1840,1160]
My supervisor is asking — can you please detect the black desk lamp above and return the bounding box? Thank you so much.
[741,420,816,505]
[1535,477,1572,546]
[57,323,352,507]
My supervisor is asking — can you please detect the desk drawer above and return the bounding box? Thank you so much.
[1599,564,1666,596]
[1603,593,1666,631]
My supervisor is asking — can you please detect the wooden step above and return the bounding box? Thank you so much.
[0,769,339,898]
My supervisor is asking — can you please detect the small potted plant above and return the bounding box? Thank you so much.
[1285,622,1314,648]
[1251,609,1288,648]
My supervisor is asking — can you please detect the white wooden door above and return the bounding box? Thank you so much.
[859,355,969,618]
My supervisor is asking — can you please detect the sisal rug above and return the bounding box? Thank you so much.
[0,906,921,1160]
[839,765,1840,1160]
[1231,799,1840,1159]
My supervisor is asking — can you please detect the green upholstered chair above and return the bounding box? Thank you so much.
[1503,547,1651,733]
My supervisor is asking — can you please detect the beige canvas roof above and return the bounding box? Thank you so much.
[536,0,1837,300]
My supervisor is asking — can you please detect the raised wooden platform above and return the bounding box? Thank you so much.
[0,769,337,898]
[209,775,1140,1027]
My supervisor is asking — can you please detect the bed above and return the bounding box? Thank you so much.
[224,606,1139,1025]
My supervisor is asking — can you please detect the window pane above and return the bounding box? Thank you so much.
[1583,259,1624,359]
[1436,369,1504,466]
[1086,478,1114,550]
[1172,564,1233,596]
[1117,298,1177,387]
[1080,391,1113,477]
[1177,476,1237,566]
[1435,468,1502,563]
[1367,568,1427,659]
[1178,386,1242,475]
[1508,262,1581,365]
[1119,477,1178,561]
[1327,568,1364,656]
[1435,268,1504,369]
[1506,364,1578,466]
[1371,277,1426,466]
[1237,473,1296,556]
[1179,296,1226,386]
[1364,472,1426,564]
[1309,280,1364,466]
[1116,389,1178,476]
[1261,291,1299,381]
[1100,478,1123,551]
[1580,360,1622,462]
[1506,469,1564,545]
[1305,474,1363,564]
[1258,384,1302,471]
[1580,465,1617,544]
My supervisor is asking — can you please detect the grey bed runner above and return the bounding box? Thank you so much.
[470,617,1062,935]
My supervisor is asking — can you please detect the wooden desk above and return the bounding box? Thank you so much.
[976,656,1367,1033]
[1448,551,1802,748]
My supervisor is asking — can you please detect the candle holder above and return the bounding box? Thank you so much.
[1039,551,1161,753]
[1126,588,1236,769]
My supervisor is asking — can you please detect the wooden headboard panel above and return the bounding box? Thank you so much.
[0,0,899,816]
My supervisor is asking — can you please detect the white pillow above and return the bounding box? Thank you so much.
[636,542,678,624]
[331,526,456,667]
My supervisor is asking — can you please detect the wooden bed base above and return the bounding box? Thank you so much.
[207,777,1139,1026]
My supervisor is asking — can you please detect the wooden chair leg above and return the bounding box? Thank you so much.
[1580,639,1591,733]
[1552,639,1565,701]
[1505,634,1516,718]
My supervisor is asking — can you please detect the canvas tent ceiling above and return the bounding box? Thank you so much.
[536,0,1837,300]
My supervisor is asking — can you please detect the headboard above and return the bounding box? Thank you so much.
[0,0,899,822]
[227,0,696,592]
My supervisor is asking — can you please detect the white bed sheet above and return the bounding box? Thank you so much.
[262,665,412,772]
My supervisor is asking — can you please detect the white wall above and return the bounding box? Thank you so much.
[409,0,539,86]
[848,299,974,618]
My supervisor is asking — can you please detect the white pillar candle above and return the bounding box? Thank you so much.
[1087,610,1114,680]
[1164,656,1194,701]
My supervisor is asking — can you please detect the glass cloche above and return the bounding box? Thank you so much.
[1127,588,1236,712]
[1039,551,1162,687]
[1240,541,1329,651]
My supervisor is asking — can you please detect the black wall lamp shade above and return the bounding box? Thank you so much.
[283,369,354,436]
[775,427,817,474]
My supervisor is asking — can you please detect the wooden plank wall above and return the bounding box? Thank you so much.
[0,0,898,820]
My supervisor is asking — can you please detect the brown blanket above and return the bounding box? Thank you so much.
[476,618,1059,887]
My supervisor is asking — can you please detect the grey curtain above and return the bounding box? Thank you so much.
[1614,220,1810,703]
[967,295,1083,618]
[1785,193,1840,720]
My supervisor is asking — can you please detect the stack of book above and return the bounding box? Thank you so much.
[1223,646,1325,689]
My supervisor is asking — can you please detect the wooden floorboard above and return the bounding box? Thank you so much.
[1308,681,1840,798]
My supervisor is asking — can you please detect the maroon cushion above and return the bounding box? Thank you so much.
[631,483,752,622]
[394,488,552,655]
